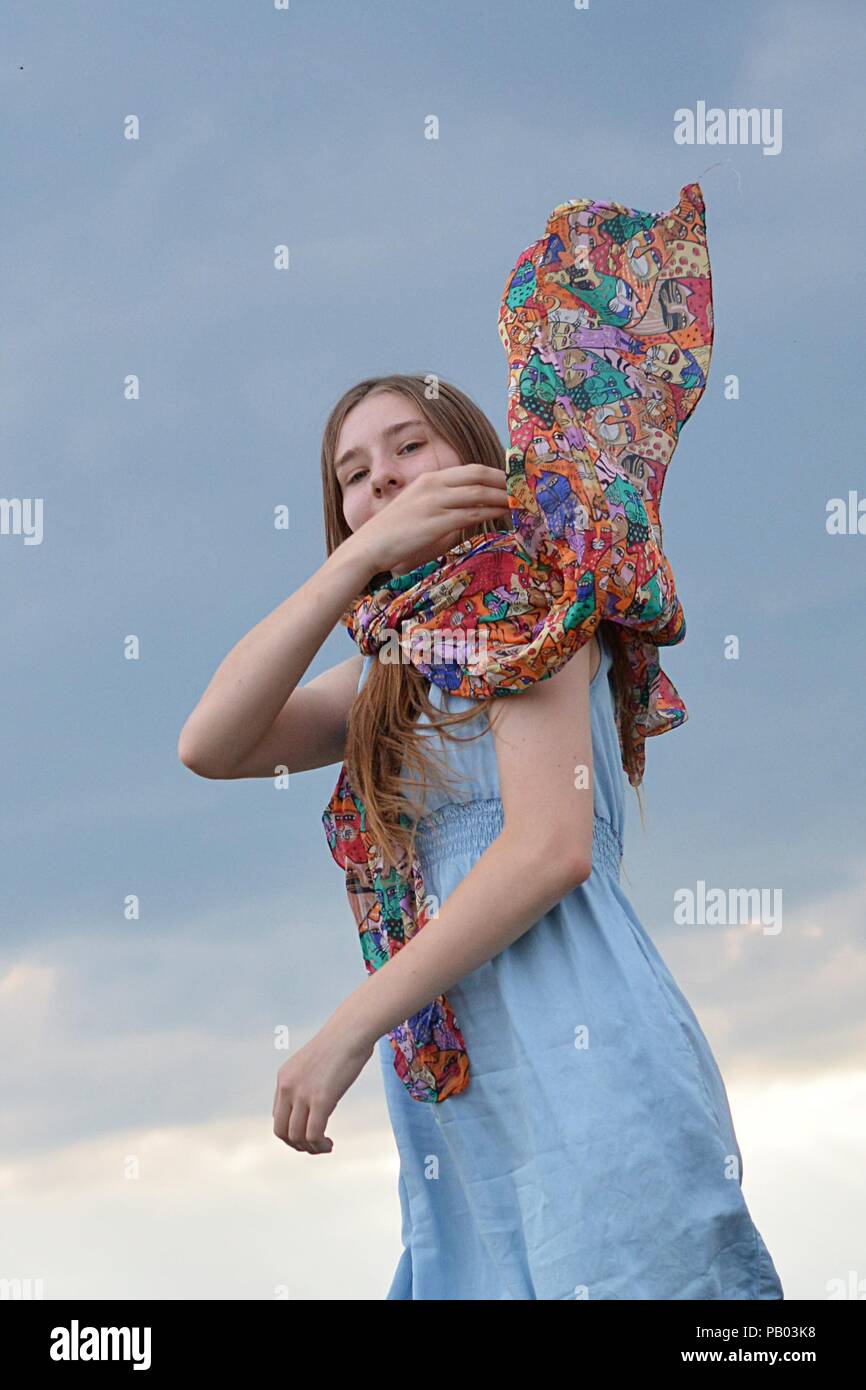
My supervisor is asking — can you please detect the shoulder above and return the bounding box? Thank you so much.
[490,637,595,741]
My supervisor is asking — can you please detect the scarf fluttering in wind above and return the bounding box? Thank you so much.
[322,182,714,1104]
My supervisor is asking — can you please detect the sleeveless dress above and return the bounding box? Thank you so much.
[356,629,784,1301]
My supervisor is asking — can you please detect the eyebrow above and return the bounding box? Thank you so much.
[335,419,426,478]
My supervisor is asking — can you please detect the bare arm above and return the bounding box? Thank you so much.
[177,534,376,779]
[329,638,596,1050]
[179,465,511,780]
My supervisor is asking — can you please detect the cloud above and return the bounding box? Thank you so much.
[654,860,866,1084]
[0,1107,402,1299]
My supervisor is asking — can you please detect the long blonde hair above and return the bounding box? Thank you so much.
[320,374,644,868]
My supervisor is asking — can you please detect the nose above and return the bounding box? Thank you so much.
[369,457,403,499]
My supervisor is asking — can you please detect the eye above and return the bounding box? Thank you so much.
[344,441,424,486]
[344,440,425,487]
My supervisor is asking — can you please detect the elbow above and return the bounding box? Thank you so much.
[575,858,592,886]
[504,824,592,892]
[548,841,592,891]
[177,729,222,779]
[178,739,206,777]
[565,856,592,889]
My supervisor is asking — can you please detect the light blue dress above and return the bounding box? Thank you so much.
[357,629,784,1301]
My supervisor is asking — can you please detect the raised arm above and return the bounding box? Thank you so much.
[178,463,511,781]
[177,533,376,780]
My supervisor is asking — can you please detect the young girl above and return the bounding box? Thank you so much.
[179,373,784,1302]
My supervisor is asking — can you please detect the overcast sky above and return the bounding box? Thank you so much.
[3,0,864,1300]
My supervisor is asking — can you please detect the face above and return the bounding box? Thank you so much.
[334,390,465,557]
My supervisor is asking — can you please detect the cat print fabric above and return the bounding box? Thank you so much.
[322,181,714,1103]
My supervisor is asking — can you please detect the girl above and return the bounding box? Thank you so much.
[178,373,784,1301]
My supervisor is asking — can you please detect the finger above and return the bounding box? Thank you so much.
[287,1099,314,1154]
[273,1083,293,1145]
[441,475,508,496]
[441,463,508,485]
[472,470,509,492]
[306,1104,334,1156]
[438,487,512,511]
[303,1138,333,1155]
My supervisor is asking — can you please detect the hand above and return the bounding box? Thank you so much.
[272,1017,374,1155]
[349,464,511,580]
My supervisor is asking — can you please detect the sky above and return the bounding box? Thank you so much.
[2,0,864,1301]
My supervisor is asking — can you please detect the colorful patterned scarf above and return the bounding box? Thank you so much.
[322,182,713,1103]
